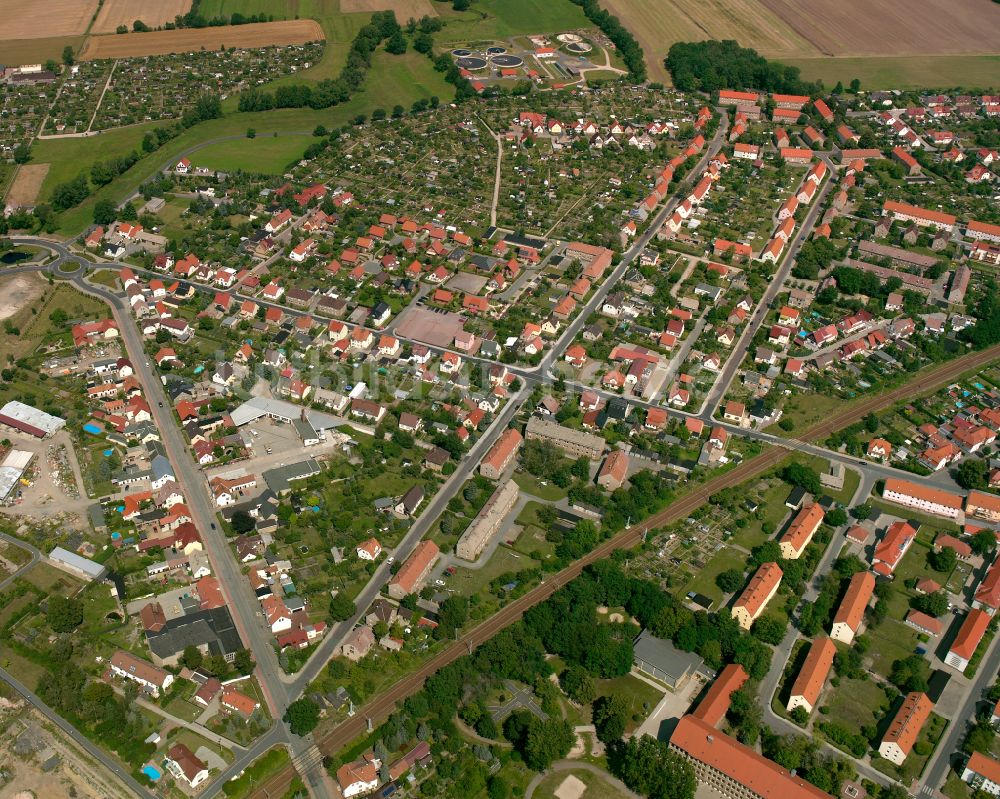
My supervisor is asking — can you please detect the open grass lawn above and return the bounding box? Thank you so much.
[784,55,1000,91]
[0,35,87,67]
[947,560,974,595]
[594,673,663,734]
[24,562,84,595]
[869,500,962,535]
[87,269,120,289]
[451,545,537,597]
[868,618,920,676]
[513,471,568,502]
[682,545,748,607]
[944,773,972,799]
[793,454,860,505]
[778,392,847,437]
[532,768,632,799]
[0,648,48,691]
[436,0,590,43]
[163,694,203,723]
[353,49,454,110]
[823,675,887,731]
[193,134,312,174]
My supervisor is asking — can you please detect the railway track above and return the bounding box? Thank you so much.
[249,342,1000,798]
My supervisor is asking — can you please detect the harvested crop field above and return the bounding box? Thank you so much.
[340,0,437,16]
[0,0,97,38]
[5,164,50,209]
[759,0,1000,56]
[601,0,819,82]
[79,19,324,59]
[92,0,193,34]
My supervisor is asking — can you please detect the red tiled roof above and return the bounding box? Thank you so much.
[671,716,830,799]
[833,571,875,632]
[951,609,990,660]
[692,664,748,727]
[789,637,836,707]
[882,692,932,755]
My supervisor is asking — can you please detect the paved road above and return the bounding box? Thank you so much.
[0,664,156,799]
[0,531,41,591]
[698,158,838,420]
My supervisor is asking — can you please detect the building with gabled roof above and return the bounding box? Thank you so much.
[779,504,824,560]
[786,636,836,715]
[732,562,782,630]
[946,608,990,672]
[872,521,917,577]
[879,692,933,764]
[830,571,875,644]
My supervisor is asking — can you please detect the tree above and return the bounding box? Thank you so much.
[928,546,957,573]
[231,509,255,534]
[781,463,821,495]
[62,45,75,65]
[284,697,320,735]
[49,308,68,326]
[972,529,997,557]
[825,507,848,527]
[385,30,407,54]
[13,143,31,164]
[93,198,117,226]
[593,693,629,743]
[751,615,786,645]
[790,706,809,725]
[180,645,203,670]
[889,654,929,693]
[47,594,83,633]
[608,735,697,799]
[522,717,574,771]
[560,666,596,704]
[954,459,988,490]
[246,128,256,139]
[715,569,744,593]
[912,591,948,617]
[329,593,356,622]
[234,649,254,675]
[851,503,872,520]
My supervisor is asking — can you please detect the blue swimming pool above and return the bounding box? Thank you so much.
[975,382,986,390]
[141,764,162,782]
[103,448,113,456]
[82,422,102,435]
[111,532,121,540]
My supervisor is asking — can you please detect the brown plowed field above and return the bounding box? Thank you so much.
[91,0,192,34]
[5,164,50,209]
[340,0,437,17]
[0,0,97,38]
[79,19,324,60]
[759,0,1000,56]
[247,342,1000,799]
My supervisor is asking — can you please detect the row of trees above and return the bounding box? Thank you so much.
[238,12,402,113]
[567,0,646,82]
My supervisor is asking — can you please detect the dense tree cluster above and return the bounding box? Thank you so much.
[962,278,1000,349]
[607,736,696,799]
[665,40,818,95]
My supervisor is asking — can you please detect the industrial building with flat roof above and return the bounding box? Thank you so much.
[0,449,33,503]
[47,546,107,581]
[0,401,66,438]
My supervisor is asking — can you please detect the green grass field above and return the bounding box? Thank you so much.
[193,134,312,173]
[435,0,590,43]
[784,55,1000,91]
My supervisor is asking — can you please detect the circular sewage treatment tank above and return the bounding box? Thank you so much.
[451,48,472,56]
[486,46,507,54]
[456,56,489,70]
[490,54,524,68]
[556,32,583,43]
[566,41,592,53]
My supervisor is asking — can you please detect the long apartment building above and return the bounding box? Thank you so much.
[109,650,174,697]
[830,571,875,644]
[879,692,933,765]
[882,477,963,521]
[786,636,836,715]
[731,562,782,630]
[525,416,606,460]
[670,715,831,799]
[455,479,519,562]
[779,504,823,560]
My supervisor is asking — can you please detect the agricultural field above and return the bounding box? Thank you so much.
[5,164,50,209]
[601,0,818,83]
[759,0,1000,57]
[340,0,438,16]
[79,19,324,59]
[0,0,97,39]
[91,0,191,33]
[786,54,1000,90]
